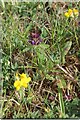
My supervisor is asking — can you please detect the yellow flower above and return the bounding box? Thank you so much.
[65,12,70,17]
[65,8,79,18]
[14,73,31,90]
[73,8,79,16]
[20,73,31,83]
[14,80,21,91]
[20,77,31,88]
[20,73,27,79]
[20,79,28,88]
[68,9,74,17]
[68,9,73,15]
[65,9,73,17]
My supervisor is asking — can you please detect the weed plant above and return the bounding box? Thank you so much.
[0,1,80,118]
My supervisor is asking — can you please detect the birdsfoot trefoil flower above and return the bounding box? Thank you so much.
[65,8,79,18]
[14,73,31,91]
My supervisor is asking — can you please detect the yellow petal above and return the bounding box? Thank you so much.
[73,8,79,16]
[26,77,31,83]
[20,79,28,88]
[14,80,21,90]
[20,73,27,79]
[16,86,21,91]
[68,9,74,17]
[64,12,69,17]
[22,83,28,88]
[68,9,73,14]
[21,77,31,83]
[14,80,20,87]
[73,8,78,13]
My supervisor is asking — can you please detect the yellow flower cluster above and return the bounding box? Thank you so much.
[65,8,79,18]
[14,73,31,91]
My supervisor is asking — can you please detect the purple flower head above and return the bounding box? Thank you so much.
[31,32,40,38]
[28,29,42,45]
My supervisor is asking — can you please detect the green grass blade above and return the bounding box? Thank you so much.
[0,0,5,8]
[58,88,65,118]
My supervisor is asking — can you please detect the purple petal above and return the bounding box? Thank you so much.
[31,40,35,45]
[39,38,42,42]
[31,32,40,38]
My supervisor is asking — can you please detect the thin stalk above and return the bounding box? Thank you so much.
[58,88,65,118]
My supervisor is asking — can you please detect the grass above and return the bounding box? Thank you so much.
[0,1,80,119]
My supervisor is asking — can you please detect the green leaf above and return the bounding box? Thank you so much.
[22,47,30,52]
[37,51,46,64]
[41,27,48,37]
[61,41,72,63]
[57,79,66,89]
[0,0,5,8]
[38,43,50,50]
[46,74,54,80]
[63,41,72,56]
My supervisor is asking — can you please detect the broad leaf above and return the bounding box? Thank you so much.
[61,41,72,63]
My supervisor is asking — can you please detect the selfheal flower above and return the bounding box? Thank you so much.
[28,30,42,45]
[31,32,40,38]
